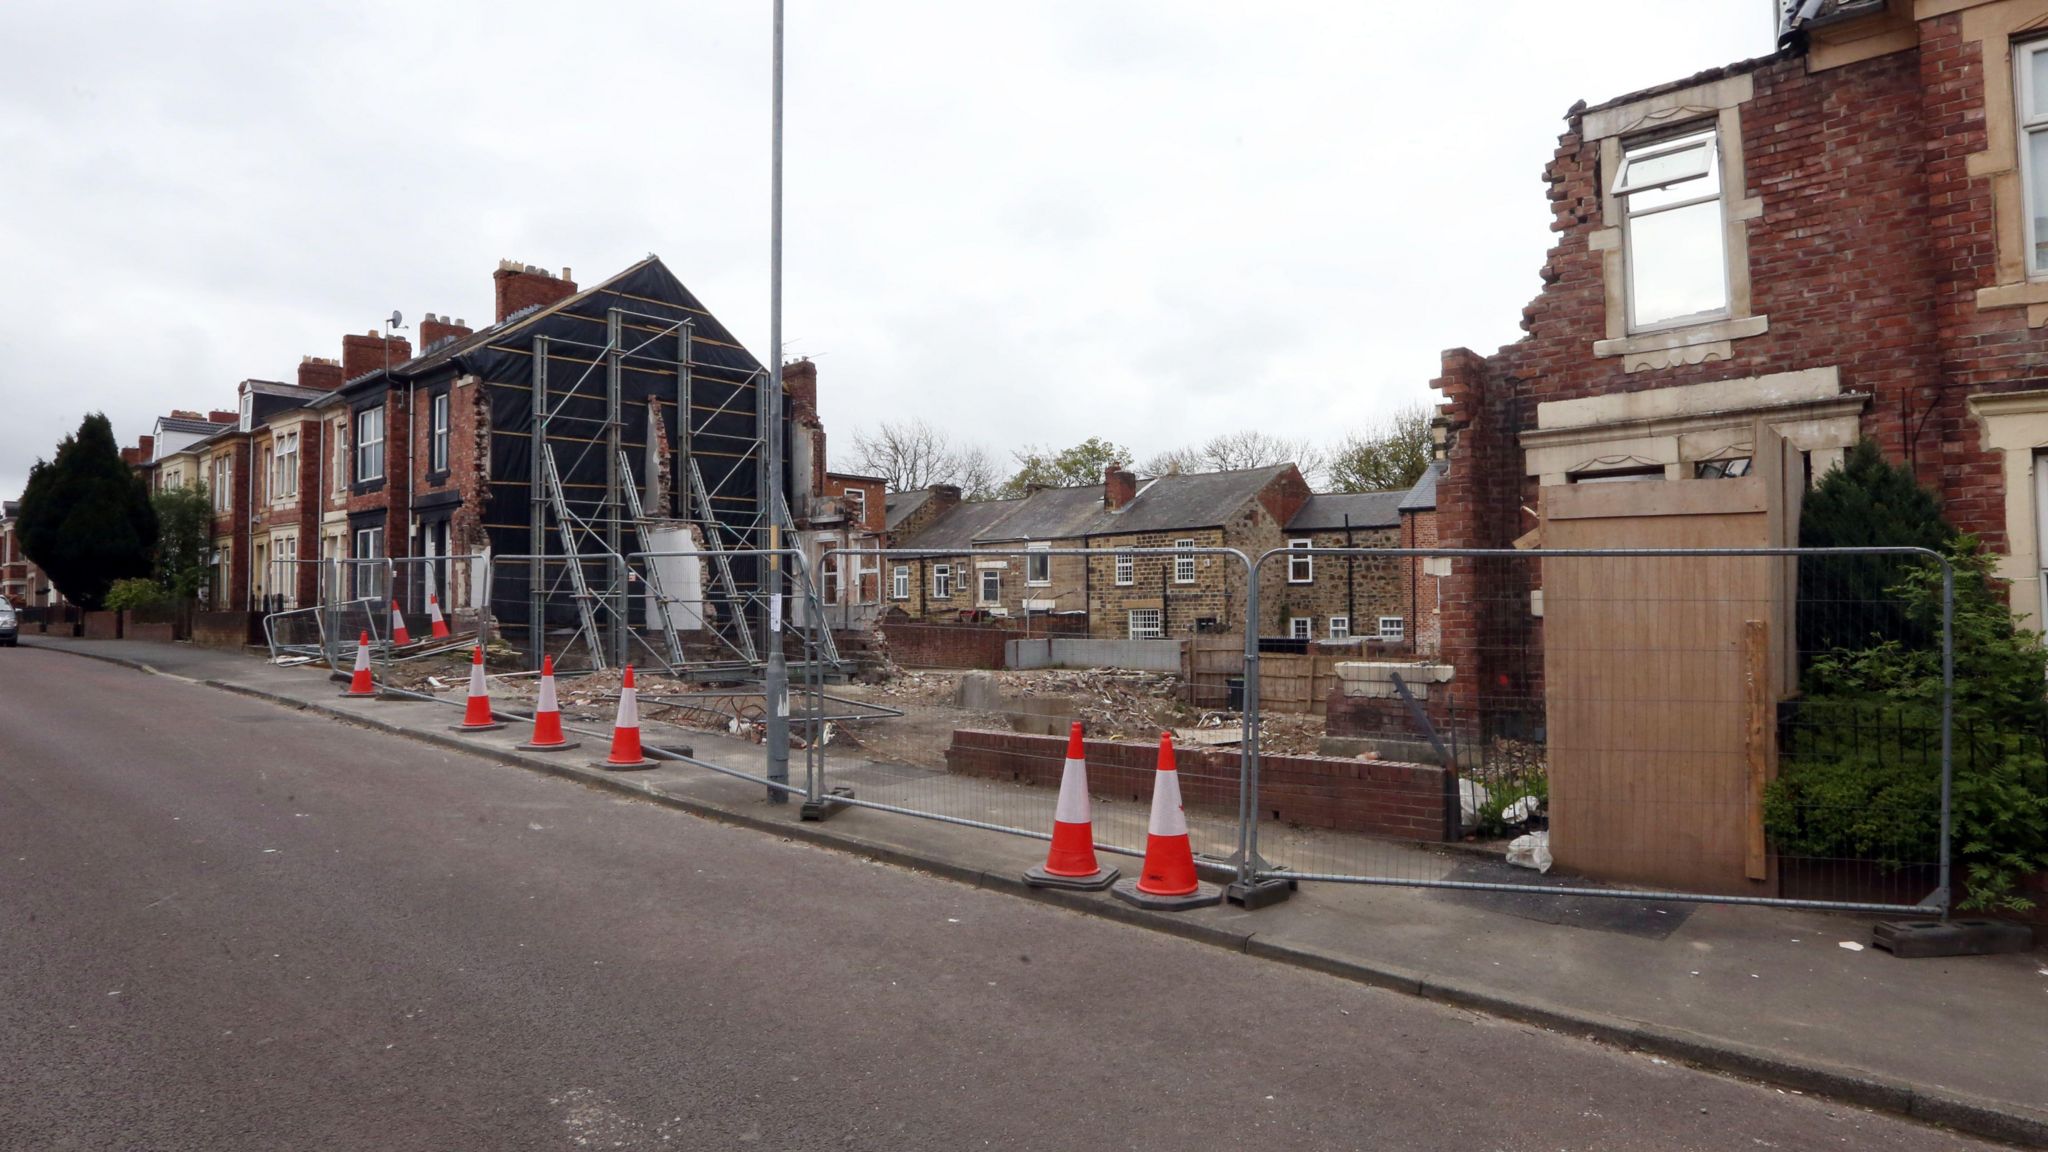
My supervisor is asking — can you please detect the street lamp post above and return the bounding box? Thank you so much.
[763,0,790,804]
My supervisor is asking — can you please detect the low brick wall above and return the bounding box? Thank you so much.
[190,611,259,649]
[81,611,122,640]
[125,620,176,643]
[882,621,1013,670]
[945,728,1453,842]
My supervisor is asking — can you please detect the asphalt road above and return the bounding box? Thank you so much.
[0,648,1997,1151]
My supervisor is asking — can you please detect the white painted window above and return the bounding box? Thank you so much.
[211,454,232,512]
[1378,616,1406,641]
[1287,539,1313,583]
[932,564,954,599]
[1128,608,1163,640]
[276,534,298,609]
[1289,617,1312,641]
[1114,551,1134,586]
[353,527,385,599]
[891,565,909,600]
[331,419,348,495]
[1173,538,1196,584]
[1328,615,1350,640]
[430,393,450,473]
[275,431,299,499]
[1614,126,1727,331]
[355,406,385,482]
[238,391,253,432]
[1026,542,1051,586]
[2020,38,2048,276]
[979,568,1001,606]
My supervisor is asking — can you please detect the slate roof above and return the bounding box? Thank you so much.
[375,257,663,383]
[1286,490,1406,532]
[885,489,933,532]
[899,498,1026,550]
[1398,461,1445,513]
[896,464,1301,549]
[155,416,231,436]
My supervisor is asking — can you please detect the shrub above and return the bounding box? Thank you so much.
[103,577,171,613]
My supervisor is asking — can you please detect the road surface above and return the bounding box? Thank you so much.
[0,648,1993,1150]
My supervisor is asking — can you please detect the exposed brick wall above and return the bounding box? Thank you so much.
[1400,508,1442,656]
[881,618,1015,669]
[340,332,411,384]
[189,610,259,649]
[81,611,121,640]
[1426,30,2048,717]
[945,728,1452,841]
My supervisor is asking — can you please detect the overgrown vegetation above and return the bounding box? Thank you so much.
[151,482,213,602]
[1768,450,2048,912]
[103,577,171,613]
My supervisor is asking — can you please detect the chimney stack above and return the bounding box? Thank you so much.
[1103,464,1137,511]
[208,410,238,426]
[781,358,818,417]
[340,330,413,382]
[493,259,578,322]
[420,313,474,353]
[299,355,344,393]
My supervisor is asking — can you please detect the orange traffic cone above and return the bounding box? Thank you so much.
[390,600,412,646]
[516,654,579,751]
[1024,722,1119,890]
[341,630,377,697]
[450,646,504,731]
[1112,732,1221,910]
[426,593,451,639]
[596,665,655,770]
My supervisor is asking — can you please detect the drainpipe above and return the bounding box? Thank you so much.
[1343,513,1355,637]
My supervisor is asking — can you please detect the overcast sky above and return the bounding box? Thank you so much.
[0,1,1774,501]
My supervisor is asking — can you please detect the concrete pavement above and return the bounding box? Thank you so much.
[8,635,2043,1148]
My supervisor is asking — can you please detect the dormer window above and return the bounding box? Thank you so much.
[1614,126,1728,331]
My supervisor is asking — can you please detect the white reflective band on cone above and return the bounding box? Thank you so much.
[354,645,370,671]
[537,674,558,713]
[1148,768,1189,837]
[1054,757,1092,824]
[617,688,639,729]
[469,662,487,696]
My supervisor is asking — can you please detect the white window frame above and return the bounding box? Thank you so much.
[932,563,954,599]
[1328,615,1350,640]
[1128,608,1163,640]
[1287,539,1314,583]
[1613,125,1728,333]
[331,418,348,495]
[842,487,866,525]
[430,392,450,474]
[1114,550,1134,586]
[353,527,386,599]
[891,565,910,601]
[275,431,299,500]
[1378,616,1406,641]
[1173,538,1196,584]
[355,406,385,482]
[1026,542,1052,586]
[211,455,232,513]
[979,568,1002,606]
[2019,38,2048,278]
[1289,617,1312,641]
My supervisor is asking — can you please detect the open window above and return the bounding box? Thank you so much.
[1614,126,1728,331]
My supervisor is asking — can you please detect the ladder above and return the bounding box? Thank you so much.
[618,450,685,668]
[539,442,608,671]
[688,459,759,664]
[776,493,842,668]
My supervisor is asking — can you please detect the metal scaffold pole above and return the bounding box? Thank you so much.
[763,0,790,804]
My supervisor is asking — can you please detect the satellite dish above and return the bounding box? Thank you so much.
[389,310,404,328]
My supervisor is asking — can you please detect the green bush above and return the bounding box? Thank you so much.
[1766,538,2048,912]
[103,577,170,613]
[1473,763,1548,839]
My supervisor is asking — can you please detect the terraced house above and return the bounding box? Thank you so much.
[886,463,1441,650]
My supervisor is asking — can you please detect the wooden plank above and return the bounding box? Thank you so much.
[1744,618,1769,881]
[1545,474,1768,521]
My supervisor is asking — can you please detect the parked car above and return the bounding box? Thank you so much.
[0,603,16,646]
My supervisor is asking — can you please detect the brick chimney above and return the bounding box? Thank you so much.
[928,483,962,511]
[340,331,413,382]
[494,260,578,322]
[1104,464,1137,511]
[781,358,819,419]
[420,313,473,352]
[208,410,238,426]
[298,355,344,392]
[170,409,202,421]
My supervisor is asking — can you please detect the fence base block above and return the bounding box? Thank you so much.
[1226,876,1296,910]
[1023,863,1120,891]
[1872,919,2034,959]
[1111,879,1223,911]
[800,786,856,822]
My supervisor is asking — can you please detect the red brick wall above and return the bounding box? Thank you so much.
[881,619,1014,669]
[494,264,577,322]
[945,729,1452,841]
[1429,30,2048,714]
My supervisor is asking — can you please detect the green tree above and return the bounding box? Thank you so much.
[1327,404,1432,493]
[152,482,214,601]
[1000,437,1132,497]
[1797,440,1953,663]
[17,414,157,610]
